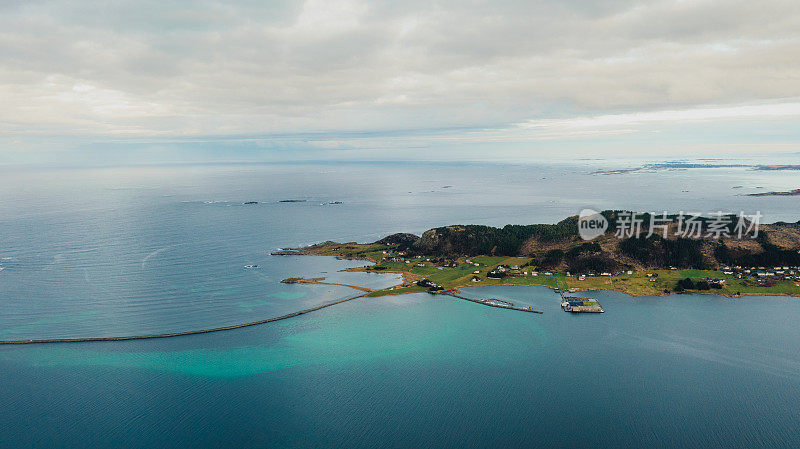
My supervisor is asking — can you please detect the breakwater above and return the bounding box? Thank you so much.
[0,292,368,345]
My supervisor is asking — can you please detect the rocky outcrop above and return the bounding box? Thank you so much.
[374,233,419,247]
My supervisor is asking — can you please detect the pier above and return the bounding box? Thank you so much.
[435,289,543,314]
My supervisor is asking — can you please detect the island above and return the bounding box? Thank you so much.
[748,189,800,196]
[275,211,800,301]
[593,162,800,175]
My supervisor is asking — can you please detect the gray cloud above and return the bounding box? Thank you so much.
[1,0,799,144]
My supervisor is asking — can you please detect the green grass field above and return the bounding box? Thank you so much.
[297,242,800,298]
[559,269,800,296]
[371,264,800,298]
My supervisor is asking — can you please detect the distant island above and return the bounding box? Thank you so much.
[275,211,800,299]
[753,165,800,171]
[748,189,800,196]
[593,162,800,175]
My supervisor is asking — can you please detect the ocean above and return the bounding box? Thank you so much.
[1,161,799,448]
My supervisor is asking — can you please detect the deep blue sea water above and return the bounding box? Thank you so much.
[1,162,799,448]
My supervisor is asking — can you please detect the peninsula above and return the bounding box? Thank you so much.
[275,211,800,298]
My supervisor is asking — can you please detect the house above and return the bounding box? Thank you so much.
[416,279,442,290]
[487,269,506,279]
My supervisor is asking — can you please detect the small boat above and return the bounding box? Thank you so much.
[244,264,259,269]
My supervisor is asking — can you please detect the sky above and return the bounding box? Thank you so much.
[1,0,800,165]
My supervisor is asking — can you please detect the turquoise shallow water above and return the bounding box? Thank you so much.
[2,162,800,448]
[2,288,799,448]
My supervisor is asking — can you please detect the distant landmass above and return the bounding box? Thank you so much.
[748,189,800,196]
[594,162,800,175]
[753,165,800,171]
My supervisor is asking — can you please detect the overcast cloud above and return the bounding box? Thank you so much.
[1,0,800,161]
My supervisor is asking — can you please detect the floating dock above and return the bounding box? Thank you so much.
[561,297,604,313]
[551,276,604,313]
